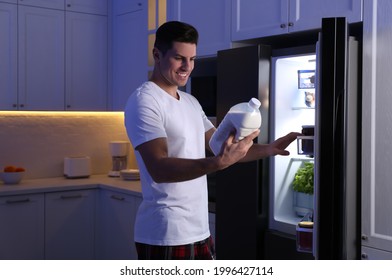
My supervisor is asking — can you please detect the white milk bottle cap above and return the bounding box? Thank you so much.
[249,98,261,110]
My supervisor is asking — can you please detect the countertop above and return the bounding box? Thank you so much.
[0,174,217,213]
[0,174,142,197]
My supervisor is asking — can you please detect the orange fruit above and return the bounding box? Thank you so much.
[15,167,25,172]
[4,166,17,172]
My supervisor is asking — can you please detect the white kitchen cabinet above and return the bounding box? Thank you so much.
[167,0,231,57]
[232,0,363,41]
[96,189,141,259]
[17,0,64,10]
[65,11,108,111]
[112,0,147,111]
[0,2,17,110]
[0,194,45,260]
[113,0,142,15]
[361,246,392,260]
[0,0,17,4]
[10,1,108,111]
[96,190,142,260]
[45,189,96,260]
[65,0,107,15]
[18,5,65,110]
[361,0,392,260]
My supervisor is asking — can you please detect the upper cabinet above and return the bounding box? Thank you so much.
[112,0,142,15]
[111,0,147,111]
[0,0,108,111]
[18,5,65,110]
[65,11,108,111]
[167,0,231,57]
[17,0,64,9]
[17,0,107,15]
[0,0,17,4]
[232,0,363,41]
[0,2,17,110]
[65,0,107,15]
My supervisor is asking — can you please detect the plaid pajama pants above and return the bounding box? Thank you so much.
[135,236,216,260]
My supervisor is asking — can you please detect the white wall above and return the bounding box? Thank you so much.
[0,112,137,179]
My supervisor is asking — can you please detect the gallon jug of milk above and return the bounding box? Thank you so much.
[209,98,262,155]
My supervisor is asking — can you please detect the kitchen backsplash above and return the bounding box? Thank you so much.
[0,112,137,179]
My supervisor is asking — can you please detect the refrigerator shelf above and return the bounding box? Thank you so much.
[270,157,314,235]
[292,106,316,110]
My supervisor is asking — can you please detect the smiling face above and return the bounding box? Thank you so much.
[151,41,196,98]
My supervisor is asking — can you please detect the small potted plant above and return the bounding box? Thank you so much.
[292,162,314,216]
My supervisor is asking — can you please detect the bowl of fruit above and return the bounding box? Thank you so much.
[0,165,26,185]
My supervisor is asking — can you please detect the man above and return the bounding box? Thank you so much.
[124,21,299,260]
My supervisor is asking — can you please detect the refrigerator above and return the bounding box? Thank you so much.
[215,17,361,260]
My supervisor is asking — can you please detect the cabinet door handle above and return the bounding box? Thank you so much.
[288,22,294,27]
[110,195,125,201]
[60,194,83,199]
[280,23,286,28]
[6,198,30,204]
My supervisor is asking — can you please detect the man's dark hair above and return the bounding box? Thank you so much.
[154,21,198,56]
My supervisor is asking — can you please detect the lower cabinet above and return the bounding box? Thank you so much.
[0,187,142,260]
[0,194,45,260]
[95,189,142,260]
[45,189,96,260]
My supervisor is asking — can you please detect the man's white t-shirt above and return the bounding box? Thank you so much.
[124,81,215,246]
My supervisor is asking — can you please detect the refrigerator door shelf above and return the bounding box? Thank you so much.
[297,135,314,156]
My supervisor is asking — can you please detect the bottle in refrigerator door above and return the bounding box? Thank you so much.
[297,125,315,156]
[209,98,262,155]
[296,212,314,253]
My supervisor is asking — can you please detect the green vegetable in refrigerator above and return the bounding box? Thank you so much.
[293,162,314,195]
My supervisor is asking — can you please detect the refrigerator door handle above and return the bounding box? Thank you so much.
[313,35,321,260]
[314,17,360,260]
